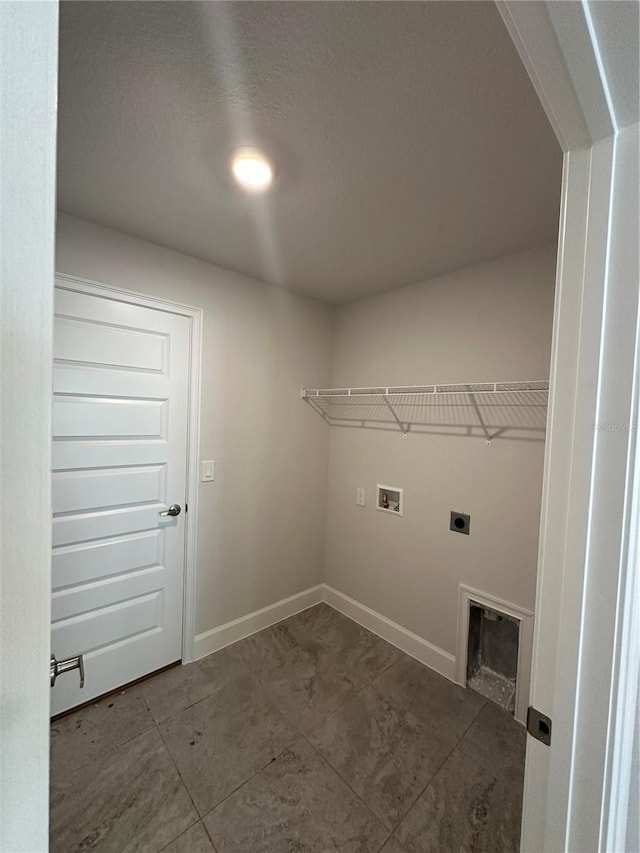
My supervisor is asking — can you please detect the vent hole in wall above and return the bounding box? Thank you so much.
[466,603,519,714]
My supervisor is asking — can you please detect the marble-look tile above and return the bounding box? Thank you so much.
[233,617,317,678]
[143,647,248,724]
[159,820,215,853]
[203,738,388,853]
[287,604,402,681]
[310,685,457,829]
[50,685,155,783]
[458,700,526,777]
[396,749,522,853]
[379,837,409,853]
[50,728,197,853]
[263,656,366,733]
[376,656,485,738]
[160,674,297,815]
[234,617,366,732]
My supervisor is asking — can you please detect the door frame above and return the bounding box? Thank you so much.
[54,272,203,665]
[497,2,639,850]
[0,4,58,849]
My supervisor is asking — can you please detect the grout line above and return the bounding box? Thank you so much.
[201,818,221,853]
[50,694,159,780]
[302,674,488,840]
[195,618,403,837]
[55,607,494,853]
[155,715,205,822]
[142,647,251,726]
[155,817,208,853]
[387,697,489,835]
[212,606,465,839]
[459,697,488,741]
[199,736,304,819]
[50,721,159,779]
[297,731,393,838]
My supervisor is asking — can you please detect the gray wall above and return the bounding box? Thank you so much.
[56,215,555,666]
[326,244,556,656]
[56,213,333,637]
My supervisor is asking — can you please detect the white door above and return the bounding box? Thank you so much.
[51,282,190,715]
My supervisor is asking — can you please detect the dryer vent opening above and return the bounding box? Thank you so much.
[466,603,519,714]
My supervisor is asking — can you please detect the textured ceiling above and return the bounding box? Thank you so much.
[57,1,562,303]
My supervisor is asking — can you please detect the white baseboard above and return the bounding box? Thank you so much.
[322,584,457,682]
[193,584,325,660]
[192,582,456,685]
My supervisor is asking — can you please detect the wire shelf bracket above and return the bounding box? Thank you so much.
[381,395,410,436]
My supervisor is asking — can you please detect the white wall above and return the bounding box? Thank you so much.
[326,244,556,661]
[56,213,333,639]
[0,3,58,851]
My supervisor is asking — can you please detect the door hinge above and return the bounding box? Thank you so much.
[527,706,552,746]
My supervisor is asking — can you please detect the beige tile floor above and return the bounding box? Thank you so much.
[50,603,526,852]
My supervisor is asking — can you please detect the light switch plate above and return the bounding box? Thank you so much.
[201,460,215,482]
[356,487,366,507]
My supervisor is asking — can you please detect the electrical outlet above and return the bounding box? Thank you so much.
[201,460,215,482]
[450,511,470,535]
[356,487,366,507]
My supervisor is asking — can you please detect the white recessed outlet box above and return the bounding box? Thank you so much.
[201,460,215,482]
[377,484,403,516]
[356,487,366,507]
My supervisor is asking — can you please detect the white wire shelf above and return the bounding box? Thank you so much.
[301,380,550,442]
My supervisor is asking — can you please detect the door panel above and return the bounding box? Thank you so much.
[54,316,168,373]
[53,396,168,440]
[51,283,190,715]
[52,530,162,588]
[53,464,166,514]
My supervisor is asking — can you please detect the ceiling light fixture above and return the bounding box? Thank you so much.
[230,148,273,192]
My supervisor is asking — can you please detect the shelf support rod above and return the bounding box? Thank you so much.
[305,396,331,426]
[382,395,408,434]
[467,389,493,442]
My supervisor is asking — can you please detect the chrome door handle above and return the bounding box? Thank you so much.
[159,503,181,517]
[50,653,85,689]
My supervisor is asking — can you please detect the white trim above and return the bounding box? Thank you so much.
[182,295,202,663]
[322,585,456,682]
[0,5,58,847]
[193,583,456,684]
[605,399,640,850]
[193,585,325,659]
[602,135,640,837]
[53,272,203,664]
[496,1,591,152]
[456,585,534,725]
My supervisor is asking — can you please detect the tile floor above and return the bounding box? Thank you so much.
[50,603,526,853]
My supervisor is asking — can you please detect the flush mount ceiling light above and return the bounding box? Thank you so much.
[230,148,273,192]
